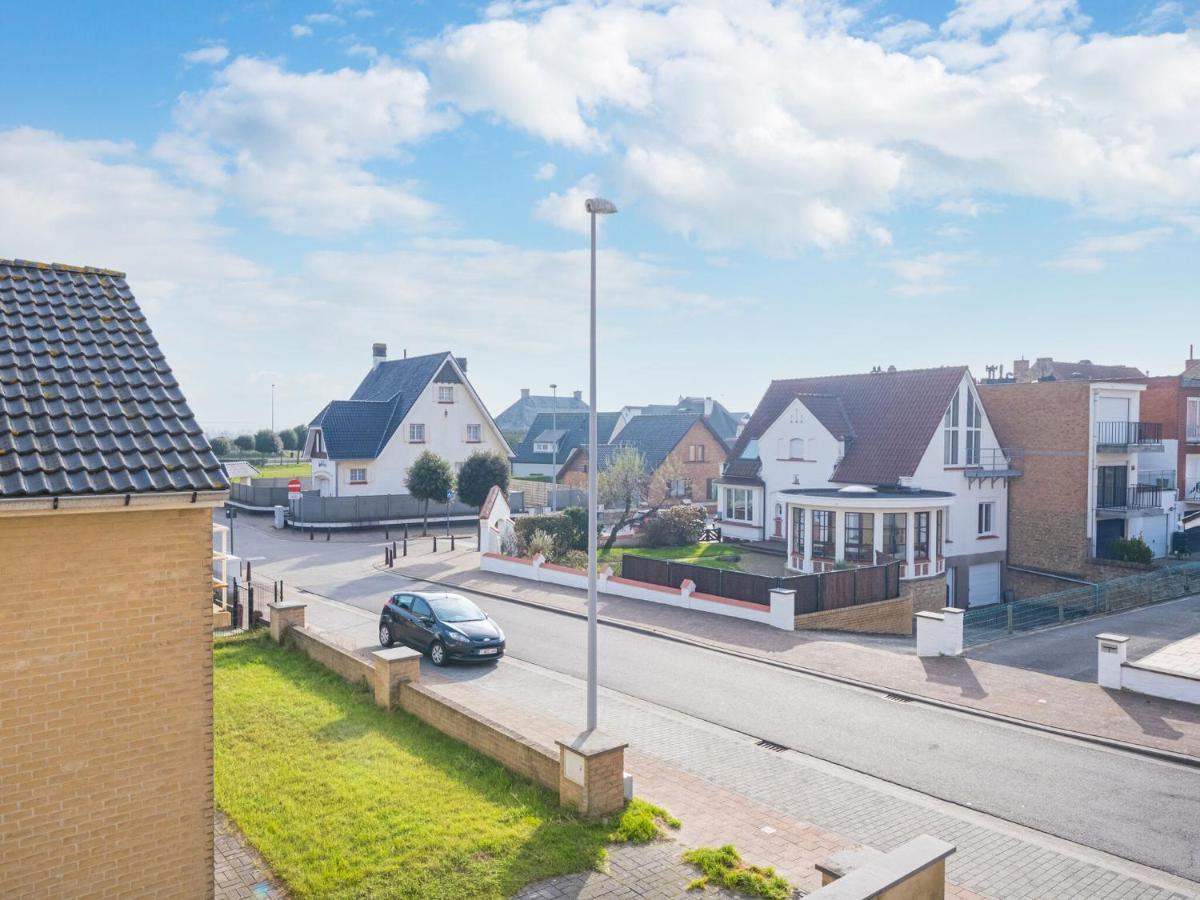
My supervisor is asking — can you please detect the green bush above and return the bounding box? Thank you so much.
[1108,536,1154,564]
[562,506,589,550]
[525,529,556,560]
[556,550,588,570]
[514,512,584,557]
[644,505,706,548]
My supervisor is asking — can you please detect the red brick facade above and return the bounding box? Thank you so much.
[1138,367,1200,499]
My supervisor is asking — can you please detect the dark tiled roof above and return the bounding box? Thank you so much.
[511,411,620,465]
[634,397,742,443]
[1031,359,1144,382]
[596,413,706,472]
[794,393,854,440]
[1182,364,1200,389]
[311,352,450,460]
[495,393,589,434]
[726,367,969,486]
[0,259,228,497]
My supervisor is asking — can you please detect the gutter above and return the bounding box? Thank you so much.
[0,489,229,517]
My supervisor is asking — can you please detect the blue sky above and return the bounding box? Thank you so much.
[2,0,1198,434]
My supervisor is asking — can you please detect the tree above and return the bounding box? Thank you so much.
[208,435,232,457]
[596,449,685,552]
[233,434,254,452]
[278,428,298,452]
[405,450,454,535]
[254,429,283,455]
[456,451,510,508]
[294,423,309,450]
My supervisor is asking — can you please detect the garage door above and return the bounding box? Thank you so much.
[968,562,1001,607]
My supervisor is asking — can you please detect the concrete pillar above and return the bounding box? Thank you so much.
[556,731,629,819]
[872,513,884,563]
[268,601,306,643]
[930,508,941,573]
[371,646,423,709]
[915,611,944,657]
[1096,633,1129,690]
[802,506,813,573]
[905,512,916,577]
[769,588,797,631]
[940,607,964,656]
[832,510,844,564]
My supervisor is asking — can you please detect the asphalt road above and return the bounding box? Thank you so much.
[233,519,1200,882]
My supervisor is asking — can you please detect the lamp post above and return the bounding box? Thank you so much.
[550,383,558,510]
[584,196,616,732]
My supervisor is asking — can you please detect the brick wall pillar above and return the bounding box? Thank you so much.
[556,731,629,819]
[268,602,306,643]
[371,646,423,709]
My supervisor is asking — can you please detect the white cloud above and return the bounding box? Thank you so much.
[305,13,343,25]
[884,252,976,296]
[346,43,379,60]
[875,19,933,49]
[937,198,994,218]
[158,57,457,234]
[533,174,599,233]
[533,161,557,181]
[417,0,1200,254]
[182,45,229,65]
[290,24,313,38]
[1047,226,1172,271]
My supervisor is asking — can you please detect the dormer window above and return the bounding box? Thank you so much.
[534,441,555,454]
[438,385,455,403]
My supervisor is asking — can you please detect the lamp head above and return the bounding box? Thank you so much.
[585,197,617,215]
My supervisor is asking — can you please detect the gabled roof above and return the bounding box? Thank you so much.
[1027,358,1144,382]
[0,259,228,497]
[725,367,969,486]
[793,393,855,440]
[568,413,718,475]
[511,411,620,465]
[495,392,589,434]
[629,397,744,442]
[310,352,449,460]
[1183,363,1200,389]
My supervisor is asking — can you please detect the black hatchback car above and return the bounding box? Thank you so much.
[378,591,505,666]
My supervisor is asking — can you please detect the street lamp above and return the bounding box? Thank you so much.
[550,383,558,511]
[584,196,616,732]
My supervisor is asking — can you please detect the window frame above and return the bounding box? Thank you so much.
[348,467,367,484]
[965,390,982,466]
[882,512,907,559]
[843,512,875,563]
[943,388,960,466]
[914,511,930,561]
[465,423,482,443]
[723,487,755,522]
[977,501,996,537]
[437,385,455,403]
[408,423,426,443]
[790,506,806,557]
[811,509,835,558]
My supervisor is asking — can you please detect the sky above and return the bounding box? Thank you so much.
[2,0,1198,435]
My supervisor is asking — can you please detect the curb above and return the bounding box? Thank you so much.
[372,561,1200,771]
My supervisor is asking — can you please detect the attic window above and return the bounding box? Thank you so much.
[438,385,455,403]
[409,423,426,443]
[534,441,555,454]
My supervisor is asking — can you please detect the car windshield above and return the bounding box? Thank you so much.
[428,595,485,623]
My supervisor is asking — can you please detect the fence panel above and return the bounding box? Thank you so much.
[793,577,819,615]
[620,555,672,586]
[668,562,723,596]
[819,570,857,610]
[853,565,886,604]
[718,570,771,606]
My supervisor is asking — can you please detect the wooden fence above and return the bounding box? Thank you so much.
[619,555,902,611]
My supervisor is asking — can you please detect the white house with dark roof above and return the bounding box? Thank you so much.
[718,366,1017,608]
[494,387,589,441]
[303,344,511,496]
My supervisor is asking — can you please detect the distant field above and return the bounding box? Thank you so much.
[255,463,312,479]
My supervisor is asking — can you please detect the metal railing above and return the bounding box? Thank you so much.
[1136,470,1176,489]
[1095,484,1163,511]
[964,448,1023,474]
[1095,421,1162,447]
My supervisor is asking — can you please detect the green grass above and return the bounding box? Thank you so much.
[598,543,743,576]
[255,463,312,479]
[215,632,619,898]
[612,799,681,843]
[682,845,792,899]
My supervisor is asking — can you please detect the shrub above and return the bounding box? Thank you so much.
[209,435,232,456]
[234,434,254,451]
[457,451,510,507]
[1108,536,1154,564]
[562,506,589,550]
[644,504,707,547]
[556,550,588,570]
[525,529,556,561]
[514,514,581,557]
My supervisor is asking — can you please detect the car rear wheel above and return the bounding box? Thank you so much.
[429,640,447,666]
[379,623,394,648]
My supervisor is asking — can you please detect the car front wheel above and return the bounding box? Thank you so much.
[379,623,394,648]
[429,640,448,666]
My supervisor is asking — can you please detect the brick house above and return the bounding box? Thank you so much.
[1136,348,1200,512]
[558,413,727,507]
[0,260,229,898]
[717,366,1016,608]
[978,378,1174,592]
[1010,356,1144,384]
[510,410,621,478]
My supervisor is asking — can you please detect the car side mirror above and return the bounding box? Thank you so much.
[420,617,434,627]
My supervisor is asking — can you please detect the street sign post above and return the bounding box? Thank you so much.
[446,489,454,536]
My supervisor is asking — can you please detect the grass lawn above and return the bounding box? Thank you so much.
[598,542,743,576]
[255,463,312,479]
[215,633,624,898]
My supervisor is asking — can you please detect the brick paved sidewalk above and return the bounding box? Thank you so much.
[215,812,287,900]
[379,549,1200,761]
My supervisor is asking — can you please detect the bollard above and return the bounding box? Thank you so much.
[247,586,256,630]
[326,528,331,542]
[246,560,253,582]
[451,534,456,551]
[392,540,397,557]
[403,538,408,557]
[1006,602,1014,634]
[385,525,389,540]
[310,527,314,541]
[404,523,409,540]
[433,536,438,552]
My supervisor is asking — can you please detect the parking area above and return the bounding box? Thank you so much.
[967,594,1200,681]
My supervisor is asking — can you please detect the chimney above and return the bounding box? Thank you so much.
[521,388,531,399]
[1187,344,1198,371]
[573,390,582,401]
[1013,358,1030,383]
[704,396,714,416]
[455,356,468,373]
[886,365,897,373]
[372,343,387,369]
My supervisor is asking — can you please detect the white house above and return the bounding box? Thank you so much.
[716,366,1017,608]
[303,345,512,496]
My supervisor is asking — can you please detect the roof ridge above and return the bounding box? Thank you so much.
[770,364,968,384]
[2,258,127,278]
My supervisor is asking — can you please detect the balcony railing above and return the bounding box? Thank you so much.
[1095,484,1163,512]
[1187,426,1200,444]
[964,448,1023,479]
[1095,421,1162,448]
[1137,470,1176,490]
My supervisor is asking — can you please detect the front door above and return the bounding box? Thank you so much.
[1097,519,1125,559]
[773,503,783,539]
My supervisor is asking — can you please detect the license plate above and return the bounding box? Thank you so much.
[477,647,498,655]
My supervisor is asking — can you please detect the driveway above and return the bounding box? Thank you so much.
[967,595,1200,681]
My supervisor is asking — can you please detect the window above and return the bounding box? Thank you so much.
[936,510,944,557]
[408,423,425,443]
[437,385,454,403]
[669,479,693,498]
[882,512,907,559]
[965,391,982,466]
[914,511,930,560]
[392,593,413,611]
[789,437,805,459]
[791,506,805,556]
[943,388,960,465]
[1188,397,1200,442]
[844,512,875,562]
[977,502,995,536]
[724,487,755,522]
[688,444,706,462]
[411,597,432,619]
[533,441,555,453]
[811,510,835,558]
[349,467,367,484]
[466,424,482,443]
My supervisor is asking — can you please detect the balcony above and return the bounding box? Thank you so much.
[964,448,1023,483]
[1137,470,1176,491]
[1095,484,1165,517]
[1095,421,1163,452]
[1187,425,1200,444]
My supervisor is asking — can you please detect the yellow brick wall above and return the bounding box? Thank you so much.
[794,595,914,635]
[0,507,215,900]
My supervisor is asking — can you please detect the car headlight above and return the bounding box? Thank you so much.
[445,631,470,644]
